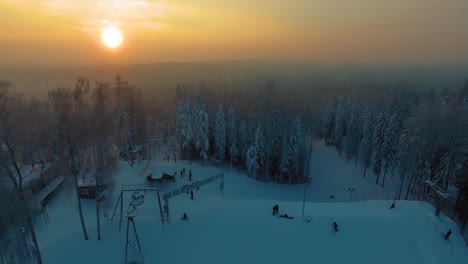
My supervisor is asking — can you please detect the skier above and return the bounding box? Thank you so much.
[279,213,294,219]
[272,204,279,215]
[390,200,396,209]
[332,222,338,232]
[444,229,452,240]
[189,170,192,181]
[190,190,194,200]
[181,212,188,220]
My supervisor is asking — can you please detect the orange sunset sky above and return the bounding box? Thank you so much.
[1,0,468,66]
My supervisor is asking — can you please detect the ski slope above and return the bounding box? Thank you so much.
[34,142,468,264]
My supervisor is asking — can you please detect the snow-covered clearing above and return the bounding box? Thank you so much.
[34,142,468,264]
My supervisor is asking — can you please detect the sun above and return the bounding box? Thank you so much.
[101,26,122,49]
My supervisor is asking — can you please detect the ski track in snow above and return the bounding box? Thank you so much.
[34,142,468,264]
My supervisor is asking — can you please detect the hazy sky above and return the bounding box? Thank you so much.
[1,0,468,65]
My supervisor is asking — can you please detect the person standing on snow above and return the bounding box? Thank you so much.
[444,229,452,240]
[332,222,338,232]
[272,204,279,215]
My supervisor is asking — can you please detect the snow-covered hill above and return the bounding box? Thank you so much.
[34,142,468,264]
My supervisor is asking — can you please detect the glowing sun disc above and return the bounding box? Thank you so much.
[101,26,122,48]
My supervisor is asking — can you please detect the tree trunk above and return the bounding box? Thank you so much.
[69,140,89,240]
[397,173,405,200]
[381,163,388,188]
[27,216,43,264]
[362,161,368,178]
[74,173,89,240]
[95,173,101,240]
[405,173,415,200]
[4,140,43,263]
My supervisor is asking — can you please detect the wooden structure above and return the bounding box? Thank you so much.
[77,176,107,200]
[146,173,175,184]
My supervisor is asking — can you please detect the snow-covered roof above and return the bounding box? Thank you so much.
[34,176,64,206]
[77,174,97,187]
[20,163,52,187]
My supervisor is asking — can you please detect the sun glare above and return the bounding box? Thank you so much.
[101,26,122,49]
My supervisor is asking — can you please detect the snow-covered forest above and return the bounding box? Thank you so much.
[1,75,468,263]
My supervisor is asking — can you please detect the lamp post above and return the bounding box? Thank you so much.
[348,187,355,202]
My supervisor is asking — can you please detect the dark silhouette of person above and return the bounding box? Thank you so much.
[272,204,279,215]
[444,229,452,240]
[279,214,294,219]
[332,222,338,232]
[190,190,194,200]
[189,170,192,181]
[182,212,188,220]
[390,201,396,209]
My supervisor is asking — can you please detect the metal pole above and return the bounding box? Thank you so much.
[119,192,124,231]
[110,192,122,222]
[125,217,130,263]
[156,189,164,228]
[302,182,308,216]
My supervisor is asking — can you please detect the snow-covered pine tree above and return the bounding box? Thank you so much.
[238,119,248,166]
[181,100,194,153]
[226,105,238,167]
[114,74,133,159]
[333,97,349,155]
[279,115,304,183]
[373,108,387,184]
[175,88,194,158]
[396,129,416,199]
[290,115,304,183]
[268,109,283,181]
[345,102,362,164]
[360,107,375,177]
[193,94,209,165]
[214,103,226,161]
[380,111,401,187]
[321,97,337,143]
[175,86,185,143]
[144,116,154,160]
[246,125,265,179]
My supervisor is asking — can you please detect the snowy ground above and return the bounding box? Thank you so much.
[34,142,468,264]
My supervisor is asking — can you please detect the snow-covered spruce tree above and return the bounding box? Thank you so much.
[226,105,238,167]
[238,119,248,167]
[320,97,337,144]
[333,97,350,155]
[214,103,226,161]
[175,87,194,158]
[113,74,133,159]
[175,85,185,139]
[345,102,362,164]
[380,111,401,188]
[268,109,283,180]
[291,115,304,183]
[372,108,387,184]
[395,129,416,199]
[144,116,154,159]
[246,125,265,179]
[193,94,209,165]
[280,115,304,183]
[181,101,194,157]
[360,107,375,177]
